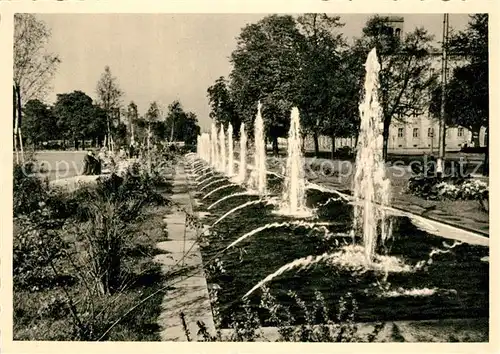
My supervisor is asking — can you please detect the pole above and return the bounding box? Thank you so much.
[437,13,449,177]
[19,128,25,163]
[430,127,434,155]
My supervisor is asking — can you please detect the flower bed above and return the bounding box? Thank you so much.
[13,153,174,341]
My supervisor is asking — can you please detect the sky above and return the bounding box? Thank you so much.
[38,13,472,132]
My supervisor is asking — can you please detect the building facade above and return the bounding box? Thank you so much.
[303,15,487,154]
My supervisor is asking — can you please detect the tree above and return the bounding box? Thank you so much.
[14,14,60,104]
[322,49,363,157]
[164,101,200,145]
[296,14,351,156]
[207,76,240,135]
[430,65,487,145]
[53,91,95,149]
[165,100,183,142]
[183,112,201,146]
[96,66,123,146]
[229,15,304,154]
[21,99,56,148]
[145,101,161,122]
[429,14,488,174]
[144,101,162,144]
[88,105,108,147]
[126,101,139,144]
[353,16,439,160]
[14,14,60,155]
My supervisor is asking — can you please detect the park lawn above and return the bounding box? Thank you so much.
[13,203,172,341]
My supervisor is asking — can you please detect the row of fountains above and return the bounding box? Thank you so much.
[195,48,391,263]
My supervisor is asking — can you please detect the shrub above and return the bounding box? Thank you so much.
[13,162,49,216]
[13,210,69,291]
[407,175,488,203]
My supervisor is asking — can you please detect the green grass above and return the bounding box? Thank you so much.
[13,202,172,341]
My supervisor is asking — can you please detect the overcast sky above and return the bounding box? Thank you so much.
[38,13,472,132]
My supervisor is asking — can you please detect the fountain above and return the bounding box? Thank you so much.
[219,124,226,173]
[212,199,265,226]
[207,191,259,210]
[237,122,247,183]
[181,48,489,339]
[211,123,218,170]
[352,48,392,263]
[203,183,238,200]
[277,107,313,218]
[254,101,267,195]
[197,174,219,186]
[196,135,200,158]
[225,220,341,252]
[200,178,227,192]
[227,123,234,176]
[203,133,210,163]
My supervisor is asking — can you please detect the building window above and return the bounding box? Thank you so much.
[458,127,464,137]
[397,127,404,138]
[413,128,419,138]
[395,28,401,38]
[428,127,434,137]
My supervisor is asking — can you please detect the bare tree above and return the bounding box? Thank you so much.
[96,66,123,150]
[14,14,60,160]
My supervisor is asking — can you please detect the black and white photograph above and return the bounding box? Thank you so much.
[4,1,496,350]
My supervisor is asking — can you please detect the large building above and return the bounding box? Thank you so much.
[304,16,487,154]
[383,16,486,153]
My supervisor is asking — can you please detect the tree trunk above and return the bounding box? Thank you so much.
[471,126,481,147]
[272,136,279,156]
[313,132,320,157]
[170,120,175,142]
[382,117,391,161]
[331,133,336,159]
[15,84,23,161]
[483,127,489,176]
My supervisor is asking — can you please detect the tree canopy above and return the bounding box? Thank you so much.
[429,14,488,147]
[229,15,304,153]
[14,14,60,104]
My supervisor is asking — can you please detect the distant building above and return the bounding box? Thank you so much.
[383,16,487,153]
[304,15,487,154]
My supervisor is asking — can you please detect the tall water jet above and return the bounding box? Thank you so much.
[196,134,201,158]
[353,48,392,263]
[219,125,226,173]
[238,123,247,183]
[278,107,311,217]
[227,123,234,176]
[254,101,267,195]
[211,123,218,169]
[204,133,211,163]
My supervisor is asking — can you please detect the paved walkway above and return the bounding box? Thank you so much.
[154,159,215,341]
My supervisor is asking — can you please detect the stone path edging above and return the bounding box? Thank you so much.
[154,159,215,341]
